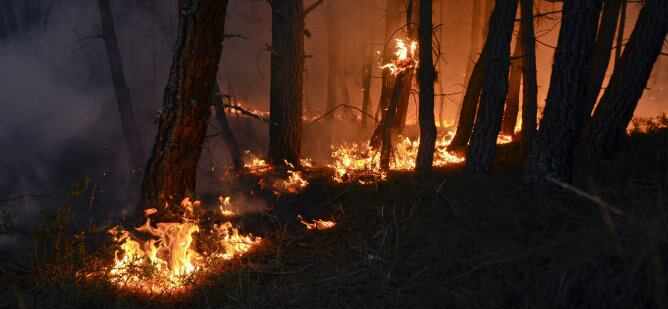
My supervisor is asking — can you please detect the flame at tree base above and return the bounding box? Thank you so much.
[99,198,261,294]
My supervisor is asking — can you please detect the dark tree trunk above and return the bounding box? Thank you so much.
[465,0,518,174]
[376,0,403,120]
[518,0,538,149]
[415,0,436,173]
[580,0,668,159]
[361,47,373,128]
[0,7,8,39]
[212,85,242,172]
[394,0,419,133]
[448,45,487,151]
[463,0,482,89]
[615,0,627,67]
[379,72,407,169]
[583,0,622,118]
[97,0,145,168]
[268,0,304,167]
[482,0,495,40]
[501,35,522,135]
[140,0,229,218]
[325,0,340,136]
[524,0,603,189]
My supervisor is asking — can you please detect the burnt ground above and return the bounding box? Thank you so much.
[0,129,667,308]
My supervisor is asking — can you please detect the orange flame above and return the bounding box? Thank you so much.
[297,215,336,230]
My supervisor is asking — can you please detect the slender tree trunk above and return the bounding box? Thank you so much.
[524,0,603,189]
[416,0,436,173]
[615,0,627,67]
[140,0,229,217]
[393,0,418,133]
[583,0,622,118]
[518,0,538,149]
[361,47,373,128]
[268,0,304,167]
[448,43,488,151]
[212,84,242,171]
[463,0,482,88]
[379,73,407,169]
[501,35,523,135]
[465,0,518,174]
[580,0,668,160]
[325,0,340,139]
[376,0,403,121]
[97,0,145,168]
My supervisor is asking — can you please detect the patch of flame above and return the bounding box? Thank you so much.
[380,39,418,76]
[297,215,336,230]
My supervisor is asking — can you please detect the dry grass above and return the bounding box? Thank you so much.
[1,129,667,308]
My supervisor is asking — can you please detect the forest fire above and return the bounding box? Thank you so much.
[297,215,337,230]
[103,198,260,294]
[381,39,418,75]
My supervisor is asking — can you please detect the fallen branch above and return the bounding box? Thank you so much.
[216,95,277,126]
[310,104,379,124]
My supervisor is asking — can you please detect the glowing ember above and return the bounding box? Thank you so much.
[218,196,235,217]
[105,198,260,294]
[496,134,513,145]
[243,151,272,175]
[297,215,336,230]
[380,39,419,76]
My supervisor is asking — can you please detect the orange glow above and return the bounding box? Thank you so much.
[380,39,418,76]
[297,215,336,230]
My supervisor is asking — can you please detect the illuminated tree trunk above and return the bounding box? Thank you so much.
[97,0,146,169]
[524,0,602,189]
[583,0,622,118]
[500,36,522,135]
[268,0,304,167]
[580,0,668,160]
[518,0,538,149]
[394,0,419,133]
[376,0,403,120]
[140,0,229,217]
[465,0,518,174]
[416,0,436,173]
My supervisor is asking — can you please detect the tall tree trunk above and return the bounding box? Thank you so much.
[614,0,627,67]
[325,0,340,141]
[361,47,373,128]
[97,0,145,168]
[5,0,18,36]
[268,0,304,167]
[212,84,242,172]
[448,43,488,151]
[463,0,482,88]
[524,0,603,189]
[140,0,229,217]
[580,0,668,160]
[416,0,436,173]
[0,7,8,39]
[393,0,419,133]
[465,0,518,174]
[378,72,407,169]
[500,35,523,135]
[583,0,622,118]
[376,0,403,120]
[518,0,538,149]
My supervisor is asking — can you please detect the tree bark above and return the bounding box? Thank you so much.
[415,0,436,173]
[524,0,603,189]
[97,0,146,169]
[379,72,407,170]
[583,0,622,119]
[500,35,523,135]
[448,41,489,151]
[140,0,229,218]
[394,0,419,133]
[465,0,518,174]
[518,0,538,149]
[614,0,627,67]
[580,0,668,159]
[376,0,403,121]
[268,0,304,167]
[212,85,242,172]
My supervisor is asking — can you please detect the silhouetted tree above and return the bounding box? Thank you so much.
[584,0,622,118]
[500,36,522,135]
[212,85,242,171]
[415,0,436,173]
[140,0,229,218]
[376,0,403,121]
[97,0,146,169]
[524,0,603,189]
[580,0,668,159]
[465,0,518,174]
[324,0,340,144]
[518,0,537,149]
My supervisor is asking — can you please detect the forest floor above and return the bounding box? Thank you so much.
[1,129,667,308]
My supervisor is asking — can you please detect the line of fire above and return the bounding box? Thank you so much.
[1,0,667,307]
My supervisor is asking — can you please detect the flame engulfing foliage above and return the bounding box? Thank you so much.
[381,39,419,76]
[297,215,336,230]
[106,198,260,294]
